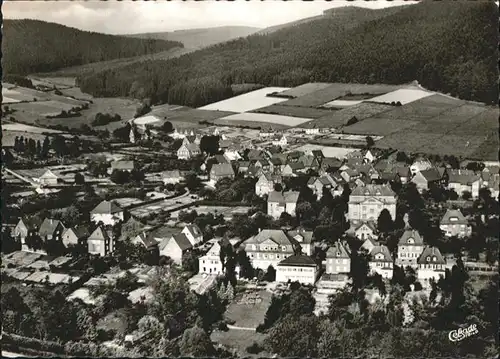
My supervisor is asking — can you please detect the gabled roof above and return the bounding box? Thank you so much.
[393,166,411,177]
[18,217,43,231]
[159,233,192,251]
[210,163,235,177]
[215,154,229,164]
[184,224,202,237]
[39,218,64,237]
[312,150,324,159]
[418,168,442,182]
[91,200,123,214]
[186,143,200,152]
[350,184,396,197]
[417,246,446,265]
[369,245,393,262]
[326,241,350,259]
[40,169,59,179]
[88,226,110,242]
[64,226,90,240]
[287,161,305,171]
[268,191,300,204]
[440,209,468,225]
[278,254,316,267]
[354,221,377,232]
[362,237,379,249]
[245,229,295,246]
[238,160,250,168]
[447,169,481,185]
[134,232,159,249]
[398,229,424,246]
[248,149,266,160]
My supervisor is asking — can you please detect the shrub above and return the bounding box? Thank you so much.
[246,342,264,354]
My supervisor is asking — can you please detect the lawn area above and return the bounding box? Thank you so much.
[224,289,272,329]
[211,329,268,358]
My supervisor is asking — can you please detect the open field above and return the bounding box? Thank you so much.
[211,329,268,357]
[2,123,62,133]
[251,104,335,119]
[321,99,364,108]
[368,88,434,105]
[281,83,404,107]
[216,112,312,128]
[148,107,234,127]
[30,76,76,88]
[225,289,272,328]
[171,205,252,220]
[275,82,333,98]
[303,102,393,128]
[293,144,359,158]
[57,86,95,101]
[199,87,290,113]
[342,118,419,136]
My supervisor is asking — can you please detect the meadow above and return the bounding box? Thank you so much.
[216,112,312,128]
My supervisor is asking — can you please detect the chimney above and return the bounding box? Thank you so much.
[258,228,261,233]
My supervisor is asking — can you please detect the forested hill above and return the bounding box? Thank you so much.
[2,19,183,75]
[128,26,260,50]
[77,1,498,106]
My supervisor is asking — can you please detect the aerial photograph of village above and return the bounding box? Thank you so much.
[0,0,498,358]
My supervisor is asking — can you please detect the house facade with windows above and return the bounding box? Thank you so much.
[325,241,351,274]
[158,234,193,265]
[181,224,204,246]
[162,170,184,185]
[276,255,317,285]
[307,174,337,200]
[177,143,201,160]
[88,226,114,256]
[210,163,235,183]
[439,209,472,238]
[348,184,397,224]
[287,229,314,256]
[396,229,425,268]
[255,173,282,197]
[198,241,224,275]
[368,245,393,279]
[348,221,377,241]
[267,191,300,219]
[447,170,482,198]
[61,226,89,248]
[39,218,65,242]
[14,217,42,251]
[242,229,299,271]
[417,246,446,283]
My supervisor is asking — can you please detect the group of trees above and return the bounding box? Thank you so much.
[13,136,49,158]
[3,19,182,75]
[14,134,93,159]
[110,169,145,184]
[91,112,122,127]
[78,2,496,106]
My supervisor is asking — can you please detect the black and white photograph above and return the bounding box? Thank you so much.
[0,0,498,357]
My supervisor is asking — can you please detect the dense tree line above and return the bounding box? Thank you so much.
[78,2,496,106]
[3,19,183,75]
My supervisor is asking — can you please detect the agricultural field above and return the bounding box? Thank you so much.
[29,76,76,88]
[293,144,358,158]
[281,83,404,107]
[368,88,434,105]
[154,107,235,128]
[303,103,393,128]
[342,118,419,136]
[215,112,312,128]
[275,82,333,98]
[199,87,290,113]
[251,104,335,119]
[2,123,62,133]
[321,99,364,108]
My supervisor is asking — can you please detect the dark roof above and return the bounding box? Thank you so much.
[39,218,64,237]
[111,160,135,170]
[287,229,314,245]
[278,254,316,267]
[419,168,442,182]
[350,184,396,197]
[134,232,159,249]
[440,209,468,225]
[417,246,446,265]
[211,163,235,177]
[326,241,350,258]
[268,191,300,204]
[65,226,90,240]
[398,229,424,246]
[215,154,229,164]
[168,234,192,251]
[91,200,123,214]
[369,245,393,262]
[447,169,481,185]
[19,217,43,231]
[245,229,295,246]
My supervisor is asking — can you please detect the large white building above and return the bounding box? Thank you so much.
[396,229,425,268]
[276,255,317,285]
[242,229,299,271]
[348,184,397,224]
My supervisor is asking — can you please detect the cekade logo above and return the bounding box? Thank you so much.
[448,324,479,342]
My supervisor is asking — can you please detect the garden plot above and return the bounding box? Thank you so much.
[216,112,312,127]
[225,289,272,328]
[1,251,43,268]
[293,144,358,159]
[199,87,290,113]
[24,271,79,284]
[321,99,364,108]
[303,103,393,128]
[251,104,334,119]
[113,197,144,208]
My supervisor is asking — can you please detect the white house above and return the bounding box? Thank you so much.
[38,170,60,186]
[158,234,193,265]
[276,255,317,285]
[87,226,114,257]
[198,241,224,275]
[271,135,288,147]
[368,245,393,279]
[396,229,425,268]
[288,229,314,256]
[162,170,184,185]
[439,209,472,238]
[181,224,204,246]
[177,143,201,160]
[90,200,124,226]
[255,173,282,197]
[325,240,351,274]
[364,150,375,163]
[417,246,446,285]
[267,191,300,219]
[349,221,377,241]
[410,157,433,176]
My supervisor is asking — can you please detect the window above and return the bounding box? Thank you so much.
[282,246,287,251]
[426,256,430,262]
[277,255,280,259]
